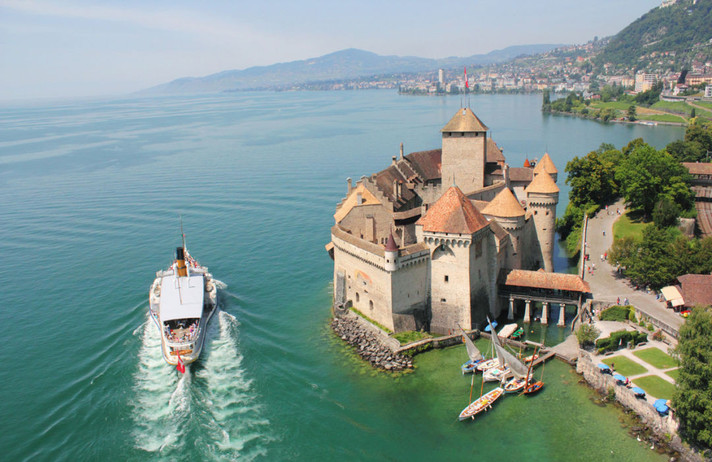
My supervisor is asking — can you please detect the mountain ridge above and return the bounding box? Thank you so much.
[139,45,563,95]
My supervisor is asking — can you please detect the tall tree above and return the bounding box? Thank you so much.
[674,306,712,450]
[627,105,637,122]
[615,142,693,217]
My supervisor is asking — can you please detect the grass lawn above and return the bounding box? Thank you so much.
[393,330,432,344]
[652,100,693,114]
[666,369,680,381]
[590,101,634,111]
[696,101,712,111]
[613,212,648,240]
[601,355,648,377]
[638,114,687,123]
[633,375,677,400]
[633,347,679,369]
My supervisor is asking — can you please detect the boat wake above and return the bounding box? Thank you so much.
[131,311,270,460]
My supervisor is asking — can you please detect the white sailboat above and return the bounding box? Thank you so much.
[486,317,530,393]
[459,326,484,374]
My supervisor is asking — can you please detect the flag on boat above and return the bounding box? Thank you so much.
[464,67,469,89]
[176,355,185,374]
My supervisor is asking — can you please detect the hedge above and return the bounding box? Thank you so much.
[596,329,648,353]
[600,305,635,322]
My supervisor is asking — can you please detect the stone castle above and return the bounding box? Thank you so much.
[326,107,560,334]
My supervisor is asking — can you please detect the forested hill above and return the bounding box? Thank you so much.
[595,0,712,72]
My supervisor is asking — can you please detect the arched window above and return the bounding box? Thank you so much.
[369,300,374,310]
[355,292,360,302]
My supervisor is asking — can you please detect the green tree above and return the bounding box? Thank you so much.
[575,324,600,347]
[665,139,705,163]
[608,235,641,268]
[685,119,712,153]
[542,89,551,111]
[615,142,693,218]
[623,226,678,288]
[565,145,622,207]
[652,196,680,228]
[691,107,696,119]
[673,306,712,450]
[627,105,637,122]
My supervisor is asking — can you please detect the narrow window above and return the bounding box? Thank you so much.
[444,275,449,282]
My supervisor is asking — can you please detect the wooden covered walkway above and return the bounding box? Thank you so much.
[499,269,591,326]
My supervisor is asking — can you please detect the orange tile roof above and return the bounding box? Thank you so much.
[683,162,712,176]
[482,187,525,218]
[441,108,488,132]
[416,186,490,234]
[533,152,558,175]
[504,269,591,293]
[525,170,559,194]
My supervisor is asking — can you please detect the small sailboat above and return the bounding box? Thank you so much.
[475,358,499,373]
[458,387,504,421]
[523,347,545,395]
[483,365,511,382]
[487,317,531,393]
[459,326,484,374]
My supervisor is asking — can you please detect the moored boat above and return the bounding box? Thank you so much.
[503,377,527,394]
[149,240,218,369]
[475,358,499,372]
[483,365,511,382]
[523,380,544,395]
[458,387,504,421]
[459,326,484,374]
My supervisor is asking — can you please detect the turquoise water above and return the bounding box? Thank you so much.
[0,91,680,461]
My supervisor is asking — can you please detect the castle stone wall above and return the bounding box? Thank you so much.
[332,235,395,330]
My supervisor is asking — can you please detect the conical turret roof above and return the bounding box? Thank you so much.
[482,188,525,218]
[416,186,490,234]
[385,232,398,252]
[441,108,488,133]
[533,152,558,175]
[525,170,559,194]
[523,158,531,167]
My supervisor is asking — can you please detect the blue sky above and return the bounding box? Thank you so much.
[0,0,662,100]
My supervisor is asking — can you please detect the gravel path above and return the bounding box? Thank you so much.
[582,199,684,333]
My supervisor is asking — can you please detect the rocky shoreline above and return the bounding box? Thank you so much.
[331,315,413,371]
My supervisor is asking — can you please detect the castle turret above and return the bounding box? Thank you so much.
[440,108,488,195]
[482,187,526,269]
[384,232,398,272]
[525,171,559,272]
[532,152,558,182]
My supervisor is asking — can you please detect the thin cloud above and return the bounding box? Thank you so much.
[0,0,263,44]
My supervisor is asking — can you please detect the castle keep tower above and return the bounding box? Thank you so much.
[441,108,488,195]
[525,171,559,272]
[416,186,495,333]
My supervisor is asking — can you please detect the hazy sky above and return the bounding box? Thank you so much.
[0,0,662,100]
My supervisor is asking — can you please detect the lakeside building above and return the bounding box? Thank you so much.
[326,107,563,334]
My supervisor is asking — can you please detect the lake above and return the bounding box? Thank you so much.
[0,91,682,461]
